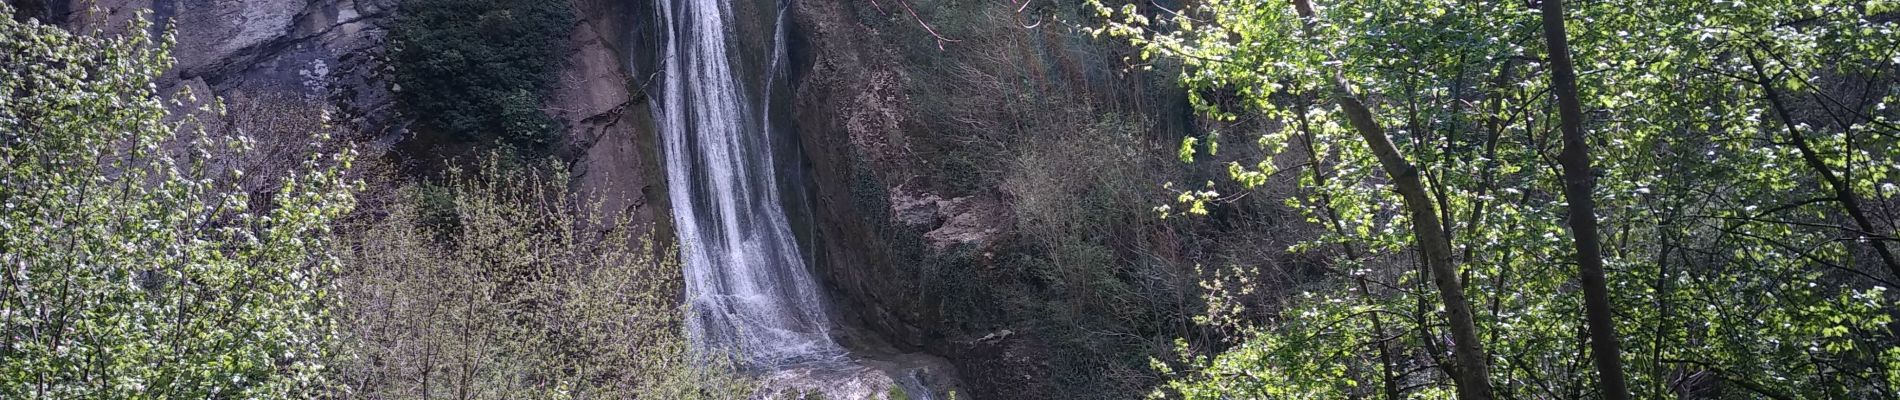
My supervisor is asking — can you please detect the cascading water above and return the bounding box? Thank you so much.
[649,0,844,368]
[646,1,949,397]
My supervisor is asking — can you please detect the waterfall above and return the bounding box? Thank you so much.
[650,0,844,368]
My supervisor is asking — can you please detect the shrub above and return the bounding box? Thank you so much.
[331,156,754,398]
[389,0,574,150]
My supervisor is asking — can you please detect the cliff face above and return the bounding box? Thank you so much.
[785,0,1214,397]
[36,0,666,228]
[552,0,666,230]
[40,0,397,139]
[785,1,1053,390]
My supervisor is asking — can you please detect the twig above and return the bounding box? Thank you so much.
[896,0,958,50]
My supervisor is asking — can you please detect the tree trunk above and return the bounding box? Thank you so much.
[1333,80,1496,400]
[1283,2,1497,399]
[1539,1,1633,399]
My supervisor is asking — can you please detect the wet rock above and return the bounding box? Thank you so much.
[759,354,962,400]
[760,363,899,400]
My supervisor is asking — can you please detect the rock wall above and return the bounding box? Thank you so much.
[786,0,1204,397]
[34,0,665,228]
[787,0,923,346]
[45,0,398,140]
[788,3,1045,393]
[553,0,666,230]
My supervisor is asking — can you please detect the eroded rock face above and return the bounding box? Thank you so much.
[892,185,1008,252]
[788,0,930,350]
[55,0,398,142]
[37,0,1019,396]
[51,0,663,228]
[890,185,947,228]
[921,195,1006,252]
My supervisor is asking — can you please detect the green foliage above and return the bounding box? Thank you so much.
[0,9,358,397]
[389,0,574,149]
[1093,0,1900,397]
[331,156,755,398]
[412,181,462,234]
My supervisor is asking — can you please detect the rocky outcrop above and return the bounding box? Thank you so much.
[892,185,1009,251]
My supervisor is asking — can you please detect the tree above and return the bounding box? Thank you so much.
[1093,0,1900,397]
[1538,0,1631,398]
[0,8,358,397]
[1097,0,1509,396]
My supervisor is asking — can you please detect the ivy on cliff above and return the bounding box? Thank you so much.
[390,0,574,150]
